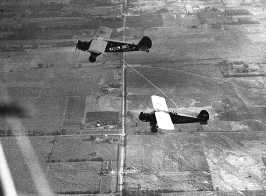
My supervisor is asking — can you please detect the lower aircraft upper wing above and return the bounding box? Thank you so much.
[151,95,175,130]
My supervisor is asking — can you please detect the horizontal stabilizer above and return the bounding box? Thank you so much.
[151,95,169,112]
[155,111,175,130]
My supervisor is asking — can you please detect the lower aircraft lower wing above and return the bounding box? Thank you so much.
[155,111,175,130]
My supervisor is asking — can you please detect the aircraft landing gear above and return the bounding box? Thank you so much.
[89,55,96,63]
[150,122,158,133]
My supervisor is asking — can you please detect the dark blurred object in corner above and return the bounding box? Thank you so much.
[0,102,27,118]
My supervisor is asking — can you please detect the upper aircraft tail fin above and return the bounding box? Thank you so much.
[137,36,152,51]
[197,110,209,125]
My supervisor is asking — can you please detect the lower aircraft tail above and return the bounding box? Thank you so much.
[197,110,209,125]
[137,36,152,51]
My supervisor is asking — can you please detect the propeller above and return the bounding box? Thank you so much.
[73,40,80,57]
[72,40,82,68]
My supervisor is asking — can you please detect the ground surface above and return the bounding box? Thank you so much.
[1,0,266,195]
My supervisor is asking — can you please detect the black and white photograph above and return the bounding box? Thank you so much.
[0,0,266,196]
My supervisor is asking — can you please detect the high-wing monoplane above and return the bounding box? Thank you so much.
[75,27,152,62]
[139,95,209,132]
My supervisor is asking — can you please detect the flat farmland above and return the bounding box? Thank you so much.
[123,0,266,194]
[1,0,266,195]
[2,136,118,194]
[125,134,212,191]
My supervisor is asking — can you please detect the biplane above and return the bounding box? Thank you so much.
[139,95,209,132]
[75,27,152,62]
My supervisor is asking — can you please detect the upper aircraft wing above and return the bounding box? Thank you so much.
[94,26,112,40]
[151,95,175,130]
[87,26,112,54]
[89,38,108,54]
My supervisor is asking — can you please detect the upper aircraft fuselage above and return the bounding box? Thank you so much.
[75,36,152,62]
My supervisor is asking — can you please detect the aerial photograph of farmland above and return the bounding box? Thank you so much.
[1,0,266,196]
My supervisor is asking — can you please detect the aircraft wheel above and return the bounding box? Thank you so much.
[150,124,158,133]
[89,56,96,63]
